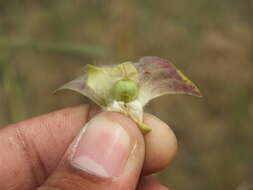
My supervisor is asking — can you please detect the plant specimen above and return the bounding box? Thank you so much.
[56,56,201,134]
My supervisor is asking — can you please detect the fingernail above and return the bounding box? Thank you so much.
[71,115,131,178]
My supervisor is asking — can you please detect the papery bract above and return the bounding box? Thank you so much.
[135,56,201,106]
[56,56,202,134]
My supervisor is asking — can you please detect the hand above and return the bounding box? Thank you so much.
[0,104,177,190]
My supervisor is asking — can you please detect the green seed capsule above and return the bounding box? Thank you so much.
[112,79,139,103]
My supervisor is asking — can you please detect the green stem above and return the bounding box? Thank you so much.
[137,122,152,134]
[128,112,152,134]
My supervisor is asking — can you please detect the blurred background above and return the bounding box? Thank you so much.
[0,0,253,189]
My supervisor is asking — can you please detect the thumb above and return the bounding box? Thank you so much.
[37,112,145,190]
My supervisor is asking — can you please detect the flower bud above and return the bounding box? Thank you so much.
[112,79,139,103]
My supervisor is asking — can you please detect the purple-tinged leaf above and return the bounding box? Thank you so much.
[135,56,202,105]
[55,73,106,106]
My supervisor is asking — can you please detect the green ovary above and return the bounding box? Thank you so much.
[112,79,139,103]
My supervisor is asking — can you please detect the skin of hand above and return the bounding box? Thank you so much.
[0,104,177,190]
